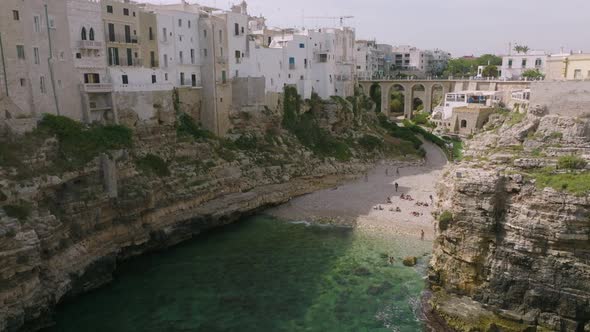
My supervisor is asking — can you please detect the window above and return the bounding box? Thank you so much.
[203,29,207,38]
[179,51,183,64]
[149,27,153,40]
[123,8,129,16]
[188,20,191,28]
[106,5,113,13]
[574,69,582,80]
[219,30,222,42]
[120,75,129,84]
[76,52,82,59]
[162,28,167,41]
[20,78,26,87]
[40,76,46,93]
[179,35,182,42]
[241,27,244,34]
[191,74,196,87]
[57,80,62,88]
[108,47,119,65]
[124,25,131,43]
[235,50,240,60]
[299,43,305,48]
[16,45,25,59]
[83,73,100,84]
[126,48,132,66]
[163,54,168,67]
[151,75,157,84]
[521,59,527,68]
[13,10,19,21]
[234,23,239,36]
[203,48,207,57]
[150,51,156,67]
[221,70,226,84]
[289,57,295,70]
[304,58,308,68]
[81,27,87,40]
[108,23,115,42]
[33,47,39,64]
[164,73,168,81]
[180,72,185,85]
[89,28,94,41]
[190,49,195,64]
[220,47,223,57]
[535,58,542,67]
[33,16,40,32]
[508,59,513,68]
[178,19,182,27]
[461,120,467,128]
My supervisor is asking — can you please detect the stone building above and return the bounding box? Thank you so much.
[0,0,83,121]
[434,104,496,136]
[355,39,379,80]
[546,53,590,81]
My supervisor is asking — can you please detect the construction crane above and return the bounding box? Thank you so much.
[303,16,354,27]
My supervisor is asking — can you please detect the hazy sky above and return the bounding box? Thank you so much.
[145,0,590,56]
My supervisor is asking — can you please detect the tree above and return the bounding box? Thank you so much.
[482,65,499,78]
[514,44,530,54]
[477,54,502,66]
[444,58,477,77]
[522,69,544,80]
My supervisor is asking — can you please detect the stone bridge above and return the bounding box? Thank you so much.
[358,79,531,118]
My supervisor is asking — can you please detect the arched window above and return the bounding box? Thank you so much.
[81,27,87,40]
[460,120,467,128]
[89,28,94,41]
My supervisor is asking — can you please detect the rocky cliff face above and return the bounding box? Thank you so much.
[429,112,590,331]
[0,98,418,331]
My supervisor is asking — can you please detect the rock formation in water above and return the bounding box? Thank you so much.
[0,94,424,331]
[429,111,590,331]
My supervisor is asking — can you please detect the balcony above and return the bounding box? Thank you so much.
[81,83,113,93]
[78,40,103,50]
[106,33,140,45]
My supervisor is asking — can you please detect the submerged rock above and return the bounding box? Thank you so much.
[402,256,418,267]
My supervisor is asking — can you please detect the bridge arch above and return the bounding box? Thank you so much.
[430,83,444,112]
[410,84,426,117]
[388,84,406,118]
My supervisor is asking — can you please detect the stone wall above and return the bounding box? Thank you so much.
[177,87,202,124]
[530,81,590,117]
[232,77,265,107]
[113,90,174,127]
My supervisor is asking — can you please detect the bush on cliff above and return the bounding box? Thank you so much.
[438,211,453,231]
[377,114,422,150]
[358,135,383,152]
[39,114,132,168]
[177,113,215,140]
[557,156,588,170]
[136,154,170,177]
[2,203,31,221]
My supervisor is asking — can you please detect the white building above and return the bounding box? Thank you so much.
[66,0,115,123]
[355,40,378,80]
[500,50,547,80]
[147,3,202,88]
[433,91,501,120]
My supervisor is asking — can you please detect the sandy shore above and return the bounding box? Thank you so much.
[267,140,447,241]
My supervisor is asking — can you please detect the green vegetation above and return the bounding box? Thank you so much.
[522,69,545,80]
[389,91,404,114]
[38,114,133,169]
[443,54,502,77]
[438,211,453,231]
[531,170,590,195]
[2,203,31,221]
[369,84,381,113]
[451,139,464,161]
[136,154,170,177]
[513,44,530,54]
[482,65,499,78]
[557,155,588,170]
[282,87,352,161]
[177,113,215,140]
[507,111,526,126]
[403,120,447,150]
[377,114,422,150]
[358,135,383,152]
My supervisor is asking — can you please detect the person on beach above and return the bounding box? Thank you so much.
[396,167,400,175]
[421,229,425,241]
[395,182,399,192]
[429,195,434,205]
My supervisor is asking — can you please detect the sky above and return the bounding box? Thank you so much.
[144,0,590,56]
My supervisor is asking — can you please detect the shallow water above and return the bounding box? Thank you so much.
[45,215,432,332]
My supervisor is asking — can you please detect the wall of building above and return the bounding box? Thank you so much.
[232,77,265,107]
[113,89,173,127]
[565,54,590,80]
[501,52,546,80]
[177,86,202,123]
[530,81,590,117]
[139,10,158,68]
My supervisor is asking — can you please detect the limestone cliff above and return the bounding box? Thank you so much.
[429,110,590,332]
[0,96,421,331]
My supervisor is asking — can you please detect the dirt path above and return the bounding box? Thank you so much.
[267,140,448,240]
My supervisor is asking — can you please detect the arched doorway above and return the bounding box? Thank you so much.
[389,84,405,118]
[430,84,444,112]
[369,83,381,113]
[411,84,426,118]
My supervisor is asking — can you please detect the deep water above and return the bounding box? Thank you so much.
[44,215,432,332]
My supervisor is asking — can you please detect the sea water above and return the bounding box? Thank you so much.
[45,215,431,332]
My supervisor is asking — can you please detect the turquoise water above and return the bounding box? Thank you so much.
[45,216,431,332]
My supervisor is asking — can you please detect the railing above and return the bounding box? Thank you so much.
[81,83,113,93]
[106,33,139,44]
[78,40,103,49]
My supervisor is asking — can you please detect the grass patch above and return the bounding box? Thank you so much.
[358,135,383,152]
[38,114,132,169]
[532,171,590,195]
[507,112,526,126]
[557,155,587,170]
[136,154,170,177]
[451,139,464,161]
